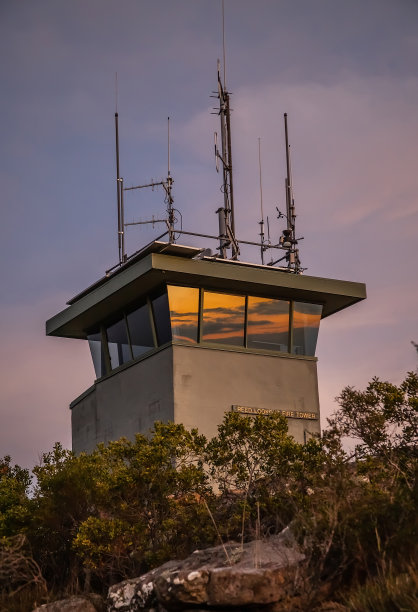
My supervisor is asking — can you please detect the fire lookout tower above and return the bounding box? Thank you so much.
[46,62,366,453]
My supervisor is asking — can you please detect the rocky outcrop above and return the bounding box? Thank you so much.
[33,593,105,611]
[108,526,304,611]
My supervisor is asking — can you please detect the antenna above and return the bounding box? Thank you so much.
[222,0,226,89]
[108,28,305,273]
[213,0,239,259]
[213,3,238,261]
[118,116,177,252]
[266,215,273,264]
[279,113,301,272]
[214,60,238,259]
[114,111,125,264]
[258,138,266,265]
[166,116,175,242]
[167,116,171,177]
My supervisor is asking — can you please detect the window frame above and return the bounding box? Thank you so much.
[85,283,324,381]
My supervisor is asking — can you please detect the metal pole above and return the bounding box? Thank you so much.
[167,116,174,242]
[167,116,170,179]
[225,91,235,239]
[284,113,292,234]
[120,177,125,261]
[115,112,122,263]
[258,137,265,265]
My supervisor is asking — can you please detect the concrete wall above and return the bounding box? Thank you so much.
[71,347,174,454]
[172,345,320,443]
[71,344,320,453]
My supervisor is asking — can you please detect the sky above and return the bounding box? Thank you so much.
[1,0,417,470]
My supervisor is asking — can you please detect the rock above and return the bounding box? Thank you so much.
[32,594,104,612]
[108,573,157,611]
[107,562,177,611]
[107,527,304,611]
[207,566,292,607]
[154,568,210,606]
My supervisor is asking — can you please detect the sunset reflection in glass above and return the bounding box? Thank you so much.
[292,302,322,356]
[202,291,245,346]
[247,296,290,352]
[167,285,199,344]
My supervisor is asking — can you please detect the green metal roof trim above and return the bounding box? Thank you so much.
[46,251,366,340]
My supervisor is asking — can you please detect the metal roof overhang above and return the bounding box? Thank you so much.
[46,251,366,340]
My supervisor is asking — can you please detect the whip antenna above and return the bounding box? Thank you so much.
[166,116,174,241]
[258,138,266,265]
[222,0,226,89]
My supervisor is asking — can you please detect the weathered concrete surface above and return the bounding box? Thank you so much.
[72,343,320,454]
[33,593,105,611]
[173,344,320,444]
[107,527,304,611]
[71,348,174,454]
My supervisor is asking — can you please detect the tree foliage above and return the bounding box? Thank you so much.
[1,370,417,610]
[0,456,31,537]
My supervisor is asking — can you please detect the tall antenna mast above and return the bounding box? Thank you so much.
[213,1,239,260]
[280,113,301,272]
[114,72,127,264]
[115,112,126,264]
[166,116,175,242]
[258,137,266,265]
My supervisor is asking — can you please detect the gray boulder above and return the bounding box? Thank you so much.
[107,527,304,610]
[107,563,175,611]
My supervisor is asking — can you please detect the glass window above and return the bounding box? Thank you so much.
[202,291,245,346]
[151,291,172,346]
[247,296,290,352]
[87,330,106,378]
[106,317,132,370]
[167,285,199,344]
[126,301,155,358]
[292,302,322,356]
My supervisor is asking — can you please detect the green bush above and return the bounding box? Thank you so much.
[0,370,416,609]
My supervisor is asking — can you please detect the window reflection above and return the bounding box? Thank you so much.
[86,287,323,377]
[126,301,155,358]
[247,297,290,352]
[202,291,245,346]
[167,285,199,344]
[106,318,132,370]
[292,302,322,356]
[87,330,106,378]
[151,291,172,346]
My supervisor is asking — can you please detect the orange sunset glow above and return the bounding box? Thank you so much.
[167,285,199,343]
[202,291,245,344]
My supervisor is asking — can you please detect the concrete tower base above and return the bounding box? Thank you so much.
[71,343,320,453]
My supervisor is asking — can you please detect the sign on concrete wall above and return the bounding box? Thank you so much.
[232,405,318,420]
